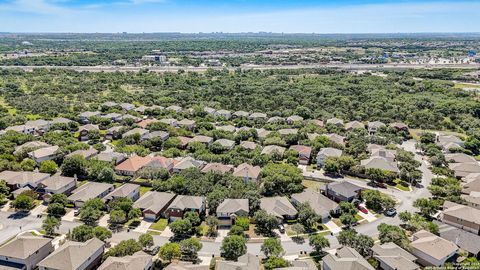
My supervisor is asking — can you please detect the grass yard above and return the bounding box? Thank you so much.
[147,230,161,236]
[140,186,152,196]
[197,222,208,236]
[454,83,480,89]
[409,128,465,141]
[149,218,168,231]
[302,180,325,191]
[393,179,411,191]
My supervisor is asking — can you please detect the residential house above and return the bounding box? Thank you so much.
[5,125,36,135]
[216,125,236,133]
[166,105,182,113]
[291,188,339,223]
[191,135,214,145]
[172,157,205,173]
[115,156,153,176]
[307,133,320,141]
[66,148,98,160]
[144,156,175,173]
[215,253,260,270]
[165,261,208,270]
[255,128,271,139]
[361,156,399,174]
[410,230,458,267]
[216,109,232,119]
[277,259,317,270]
[213,139,235,150]
[120,103,135,111]
[390,122,409,131]
[37,175,77,199]
[326,117,344,127]
[445,153,477,163]
[201,163,234,174]
[441,201,480,235]
[233,163,262,183]
[133,191,176,221]
[278,128,298,136]
[449,162,480,178]
[437,135,464,152]
[79,111,101,123]
[105,126,124,140]
[37,238,104,270]
[317,147,342,168]
[177,119,196,130]
[78,124,100,141]
[204,106,216,115]
[287,115,303,124]
[50,117,73,126]
[216,199,249,227]
[239,141,258,150]
[324,181,363,202]
[141,130,169,141]
[68,182,114,208]
[309,119,324,127]
[137,119,158,129]
[249,112,267,121]
[372,242,419,270]
[101,101,118,109]
[102,112,122,122]
[98,251,152,270]
[160,118,178,127]
[261,145,286,156]
[103,183,141,203]
[260,196,298,222]
[134,106,147,114]
[177,136,193,149]
[438,221,480,258]
[461,192,480,210]
[165,195,206,221]
[345,120,365,131]
[325,133,346,146]
[14,141,50,156]
[28,145,59,164]
[289,145,312,165]
[0,170,50,190]
[322,246,374,270]
[123,128,149,138]
[233,111,249,118]
[267,116,284,123]
[371,149,396,162]
[368,121,386,134]
[25,119,51,133]
[94,152,126,165]
[0,235,54,270]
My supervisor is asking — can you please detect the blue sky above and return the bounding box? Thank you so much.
[0,0,479,33]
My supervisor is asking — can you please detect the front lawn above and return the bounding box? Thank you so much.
[140,186,152,196]
[149,218,168,231]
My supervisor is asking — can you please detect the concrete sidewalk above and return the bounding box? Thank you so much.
[324,220,342,234]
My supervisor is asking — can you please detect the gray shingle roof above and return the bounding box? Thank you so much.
[0,235,52,260]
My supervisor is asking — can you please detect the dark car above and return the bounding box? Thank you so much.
[278,224,285,234]
[385,208,397,217]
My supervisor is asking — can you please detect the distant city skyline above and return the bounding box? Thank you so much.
[1,0,479,33]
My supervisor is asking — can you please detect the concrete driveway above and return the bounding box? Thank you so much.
[30,204,47,216]
[133,220,153,233]
[62,210,76,222]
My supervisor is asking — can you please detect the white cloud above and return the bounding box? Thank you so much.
[0,0,71,15]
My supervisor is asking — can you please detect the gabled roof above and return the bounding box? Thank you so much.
[192,135,213,144]
[78,124,99,132]
[233,111,249,117]
[445,153,477,164]
[278,128,298,136]
[51,117,73,125]
[142,130,169,140]
[325,133,345,145]
[115,156,153,173]
[104,183,140,201]
[98,251,152,270]
[325,181,363,198]
[28,145,59,159]
[201,163,234,174]
[290,145,312,156]
[168,195,205,210]
[345,121,365,130]
[372,242,418,270]
[14,141,50,154]
[164,261,208,270]
[309,119,324,127]
[216,199,249,214]
[177,119,195,126]
[216,253,260,270]
[368,121,386,129]
[217,109,231,115]
[79,111,101,118]
[94,152,126,163]
[166,105,182,112]
[267,116,284,123]
[322,247,374,270]
[260,196,298,218]
[134,191,176,214]
[449,162,480,177]
[137,118,159,129]
[326,117,344,126]
[173,157,205,170]
[37,238,104,270]
[317,147,342,158]
[0,170,50,186]
[255,128,271,138]
[360,156,399,173]
[233,163,261,179]
[410,230,458,261]
[261,145,286,156]
[123,128,149,137]
[437,221,480,255]
[0,235,52,260]
[442,201,480,225]
[146,156,174,170]
[68,182,114,202]
[216,125,236,133]
[39,175,76,191]
[239,141,258,150]
[287,115,303,122]
[214,139,235,148]
[291,188,338,217]
[249,112,267,119]
[66,148,98,159]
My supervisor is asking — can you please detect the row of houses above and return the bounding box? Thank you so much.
[0,235,153,270]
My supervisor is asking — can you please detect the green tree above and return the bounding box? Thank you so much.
[93,226,112,241]
[308,234,330,254]
[70,225,94,242]
[79,206,103,226]
[235,217,250,231]
[128,208,142,220]
[12,194,33,211]
[221,235,247,261]
[297,203,320,231]
[170,219,193,238]
[42,216,61,236]
[97,167,115,182]
[180,238,203,262]
[261,163,303,196]
[61,155,87,177]
[377,223,409,249]
[362,190,395,212]
[205,216,218,237]
[254,210,279,236]
[159,243,182,262]
[105,239,142,258]
[184,211,201,227]
[138,233,154,249]
[413,198,442,217]
[49,193,68,206]
[261,238,284,258]
[109,209,127,224]
[39,160,58,174]
[20,159,36,171]
[290,223,305,239]
[47,202,66,217]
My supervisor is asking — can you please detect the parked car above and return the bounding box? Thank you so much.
[376,182,387,188]
[278,224,285,234]
[384,208,397,217]
[357,205,368,214]
[73,209,80,216]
